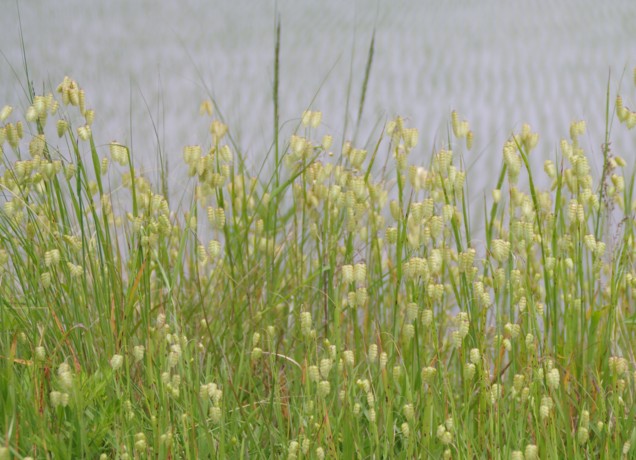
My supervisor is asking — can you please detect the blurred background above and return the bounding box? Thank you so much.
[1,0,635,198]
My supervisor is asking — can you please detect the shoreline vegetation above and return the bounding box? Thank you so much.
[1,29,636,458]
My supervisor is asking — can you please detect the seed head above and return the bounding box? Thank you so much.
[199,100,213,116]
[421,366,437,382]
[29,134,46,158]
[609,356,628,377]
[354,263,366,284]
[35,346,46,361]
[570,120,586,140]
[50,390,69,408]
[57,120,68,137]
[77,125,91,141]
[110,142,129,166]
[524,444,538,460]
[318,380,331,397]
[319,358,333,378]
[491,239,511,262]
[379,352,388,369]
[401,422,410,438]
[464,363,476,381]
[403,403,414,421]
[368,344,378,362]
[133,345,145,362]
[403,324,415,341]
[341,264,354,284]
[403,128,419,150]
[343,350,355,366]
[546,368,560,390]
[321,134,333,151]
[210,120,228,143]
[0,105,12,121]
[45,249,61,267]
[300,311,312,337]
[356,378,371,394]
[308,365,320,383]
[466,130,474,150]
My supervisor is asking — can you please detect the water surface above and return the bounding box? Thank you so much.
[1,0,634,198]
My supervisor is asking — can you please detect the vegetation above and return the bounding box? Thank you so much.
[1,31,636,459]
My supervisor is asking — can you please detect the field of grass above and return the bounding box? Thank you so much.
[1,34,636,458]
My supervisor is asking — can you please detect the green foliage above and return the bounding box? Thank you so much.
[1,36,636,460]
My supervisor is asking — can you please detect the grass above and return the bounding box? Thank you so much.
[1,27,636,459]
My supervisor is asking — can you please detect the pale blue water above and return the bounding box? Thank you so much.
[1,0,635,197]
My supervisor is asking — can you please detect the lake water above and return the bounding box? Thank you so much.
[1,0,635,199]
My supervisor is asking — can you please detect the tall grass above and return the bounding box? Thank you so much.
[1,32,636,459]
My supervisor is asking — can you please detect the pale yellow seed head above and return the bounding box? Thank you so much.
[290,134,307,156]
[29,135,46,158]
[133,345,145,362]
[110,354,124,371]
[300,311,312,336]
[580,409,589,429]
[110,142,129,166]
[26,105,38,123]
[199,100,213,116]
[208,240,221,258]
[321,134,333,151]
[403,128,419,150]
[403,403,414,421]
[210,120,228,143]
[343,350,354,366]
[5,123,18,149]
[35,346,46,361]
[490,383,502,404]
[570,120,586,139]
[492,189,501,204]
[491,239,511,262]
[251,347,263,361]
[464,362,476,380]
[57,119,68,138]
[421,366,437,382]
[311,111,322,128]
[301,110,313,127]
[469,348,481,364]
[319,358,332,379]
[341,264,354,284]
[318,380,331,397]
[401,422,410,438]
[577,427,589,445]
[525,444,538,460]
[368,344,378,362]
[0,105,12,121]
[85,109,95,126]
[77,125,91,141]
[547,368,560,390]
[403,324,415,341]
[624,441,632,455]
[354,263,366,284]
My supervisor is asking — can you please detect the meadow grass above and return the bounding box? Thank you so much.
[1,37,636,459]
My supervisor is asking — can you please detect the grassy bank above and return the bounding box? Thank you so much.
[1,47,636,458]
